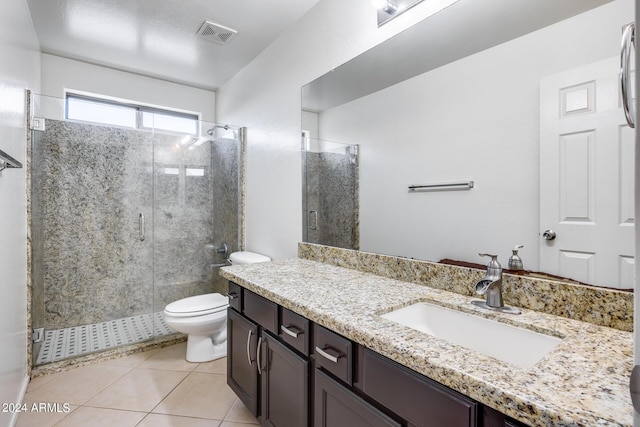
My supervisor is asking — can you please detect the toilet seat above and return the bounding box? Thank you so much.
[164,293,228,318]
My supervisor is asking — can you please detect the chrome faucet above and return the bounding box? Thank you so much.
[471,253,521,315]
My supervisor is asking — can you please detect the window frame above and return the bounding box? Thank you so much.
[65,93,200,135]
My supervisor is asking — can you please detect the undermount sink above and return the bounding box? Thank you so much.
[380,302,562,369]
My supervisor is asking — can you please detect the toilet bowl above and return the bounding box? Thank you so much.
[164,251,271,363]
[164,293,229,362]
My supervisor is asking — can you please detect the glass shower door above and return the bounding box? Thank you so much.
[302,137,359,250]
[31,94,163,365]
[151,131,214,314]
[31,94,157,365]
[150,120,242,325]
[31,94,242,367]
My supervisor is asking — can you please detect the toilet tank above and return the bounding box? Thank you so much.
[228,251,271,265]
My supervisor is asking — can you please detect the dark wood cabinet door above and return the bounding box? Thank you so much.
[261,332,309,427]
[227,308,259,416]
[314,369,401,427]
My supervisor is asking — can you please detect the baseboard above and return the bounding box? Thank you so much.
[8,373,30,427]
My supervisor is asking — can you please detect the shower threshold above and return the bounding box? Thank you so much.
[36,312,174,365]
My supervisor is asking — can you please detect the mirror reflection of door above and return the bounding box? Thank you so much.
[540,56,635,289]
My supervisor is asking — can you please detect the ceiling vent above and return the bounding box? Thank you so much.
[197,20,238,45]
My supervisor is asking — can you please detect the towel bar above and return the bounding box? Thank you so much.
[408,181,474,192]
[0,148,22,173]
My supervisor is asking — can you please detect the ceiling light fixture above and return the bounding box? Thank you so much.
[372,0,398,14]
[373,0,458,27]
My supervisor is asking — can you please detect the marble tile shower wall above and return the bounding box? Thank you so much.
[303,151,359,250]
[33,120,153,329]
[32,120,238,330]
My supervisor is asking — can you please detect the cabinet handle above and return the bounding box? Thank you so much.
[281,324,302,338]
[256,337,263,375]
[315,346,342,363]
[227,292,238,300]
[246,329,253,366]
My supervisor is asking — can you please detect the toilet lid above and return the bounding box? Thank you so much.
[165,293,229,315]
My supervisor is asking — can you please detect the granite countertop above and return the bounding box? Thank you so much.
[220,258,634,427]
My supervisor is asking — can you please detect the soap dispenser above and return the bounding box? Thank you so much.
[508,245,524,270]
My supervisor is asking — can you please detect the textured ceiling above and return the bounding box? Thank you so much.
[26,0,322,90]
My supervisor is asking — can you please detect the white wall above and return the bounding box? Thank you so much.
[217,0,457,260]
[0,0,41,425]
[40,54,216,123]
[319,0,632,270]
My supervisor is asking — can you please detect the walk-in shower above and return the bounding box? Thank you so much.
[29,93,244,367]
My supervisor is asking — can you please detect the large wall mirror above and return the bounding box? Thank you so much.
[301,0,635,290]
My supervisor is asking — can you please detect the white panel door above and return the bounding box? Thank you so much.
[540,56,635,289]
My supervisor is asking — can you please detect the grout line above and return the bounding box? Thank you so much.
[147,359,199,415]
[220,396,239,422]
[21,344,259,426]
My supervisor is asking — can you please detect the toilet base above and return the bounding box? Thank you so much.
[186,334,227,363]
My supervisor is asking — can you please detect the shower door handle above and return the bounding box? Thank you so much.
[139,213,145,241]
[308,210,318,230]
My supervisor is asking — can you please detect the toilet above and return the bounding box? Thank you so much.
[163,251,271,362]
[228,251,272,266]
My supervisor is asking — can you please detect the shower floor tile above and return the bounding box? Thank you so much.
[36,312,174,365]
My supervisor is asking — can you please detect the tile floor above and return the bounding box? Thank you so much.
[17,343,259,427]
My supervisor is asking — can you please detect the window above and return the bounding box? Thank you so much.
[66,94,199,134]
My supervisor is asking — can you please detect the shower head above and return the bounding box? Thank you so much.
[207,124,230,135]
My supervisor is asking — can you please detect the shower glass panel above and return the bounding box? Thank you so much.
[30,94,241,366]
[302,136,359,250]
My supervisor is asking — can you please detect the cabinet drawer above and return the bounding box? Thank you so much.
[227,282,242,312]
[243,290,278,334]
[279,308,310,356]
[315,369,401,427]
[483,406,527,427]
[358,348,477,427]
[314,325,352,384]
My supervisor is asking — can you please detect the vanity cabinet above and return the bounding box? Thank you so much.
[313,325,402,427]
[261,332,309,427]
[314,368,401,427]
[227,282,528,427]
[314,326,477,427]
[227,307,259,415]
[314,325,353,384]
[355,347,477,427]
[226,285,310,426]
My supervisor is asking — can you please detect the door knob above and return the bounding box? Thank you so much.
[542,230,556,240]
